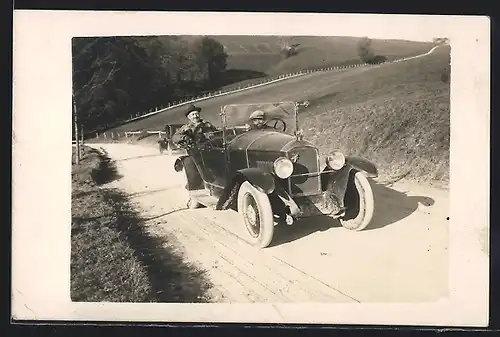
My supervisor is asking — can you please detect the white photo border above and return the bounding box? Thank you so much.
[11,10,490,327]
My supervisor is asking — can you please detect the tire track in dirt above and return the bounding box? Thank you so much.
[182,217,325,302]
[151,203,357,302]
[186,211,358,302]
[171,227,258,302]
[164,215,279,302]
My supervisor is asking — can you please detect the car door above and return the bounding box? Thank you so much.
[198,130,227,196]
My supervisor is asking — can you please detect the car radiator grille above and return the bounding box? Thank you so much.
[288,147,321,196]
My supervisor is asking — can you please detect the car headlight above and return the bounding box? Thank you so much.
[273,157,294,179]
[326,152,345,170]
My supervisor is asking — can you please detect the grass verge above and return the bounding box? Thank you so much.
[71,146,213,302]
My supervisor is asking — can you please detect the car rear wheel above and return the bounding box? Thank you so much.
[237,181,274,248]
[339,171,374,231]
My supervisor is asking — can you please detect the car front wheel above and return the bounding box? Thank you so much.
[339,171,374,231]
[237,181,274,248]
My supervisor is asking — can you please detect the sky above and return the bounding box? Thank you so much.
[15,11,485,43]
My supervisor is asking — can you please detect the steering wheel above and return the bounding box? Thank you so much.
[264,118,287,132]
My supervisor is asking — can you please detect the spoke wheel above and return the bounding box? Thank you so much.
[237,181,274,248]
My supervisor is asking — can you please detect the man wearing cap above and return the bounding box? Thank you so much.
[248,110,273,130]
[172,103,217,149]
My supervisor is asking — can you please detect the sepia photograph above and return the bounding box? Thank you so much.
[71,33,452,304]
[12,11,490,327]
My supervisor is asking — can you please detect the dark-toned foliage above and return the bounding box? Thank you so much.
[72,36,228,131]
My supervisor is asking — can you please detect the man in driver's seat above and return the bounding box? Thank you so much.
[248,110,273,130]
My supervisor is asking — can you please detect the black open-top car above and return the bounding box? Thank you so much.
[171,101,378,248]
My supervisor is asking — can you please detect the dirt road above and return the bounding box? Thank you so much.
[90,143,450,303]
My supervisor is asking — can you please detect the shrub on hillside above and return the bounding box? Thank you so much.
[357,37,387,64]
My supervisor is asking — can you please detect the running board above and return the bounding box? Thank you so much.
[189,189,218,208]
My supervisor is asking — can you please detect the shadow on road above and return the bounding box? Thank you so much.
[270,216,338,247]
[108,189,214,303]
[270,180,435,246]
[91,148,124,185]
[366,181,435,230]
[128,187,179,199]
[144,207,189,222]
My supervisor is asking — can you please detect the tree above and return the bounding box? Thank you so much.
[192,36,228,83]
[72,36,158,130]
[357,37,375,63]
[71,35,231,135]
[432,37,450,45]
[72,37,124,129]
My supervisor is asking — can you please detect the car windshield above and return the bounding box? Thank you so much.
[222,101,298,136]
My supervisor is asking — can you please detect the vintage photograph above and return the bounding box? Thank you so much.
[12,11,490,327]
[71,33,452,303]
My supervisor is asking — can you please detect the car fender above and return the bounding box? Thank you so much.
[215,167,276,211]
[234,167,276,194]
[173,155,189,172]
[321,166,352,207]
[321,157,377,207]
[345,156,378,178]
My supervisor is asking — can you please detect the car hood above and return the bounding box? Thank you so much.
[228,130,315,153]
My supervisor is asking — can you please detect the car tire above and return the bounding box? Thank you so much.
[339,171,374,231]
[237,181,274,248]
[181,156,202,209]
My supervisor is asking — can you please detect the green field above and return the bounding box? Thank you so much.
[89,42,449,186]
[212,36,434,75]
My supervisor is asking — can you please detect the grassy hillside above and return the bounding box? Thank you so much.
[83,35,435,133]
[300,45,451,185]
[211,35,435,76]
[71,146,213,302]
[94,45,450,186]
[71,147,153,302]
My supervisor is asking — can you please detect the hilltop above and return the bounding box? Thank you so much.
[209,35,435,75]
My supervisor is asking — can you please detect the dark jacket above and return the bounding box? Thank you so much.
[172,119,217,148]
